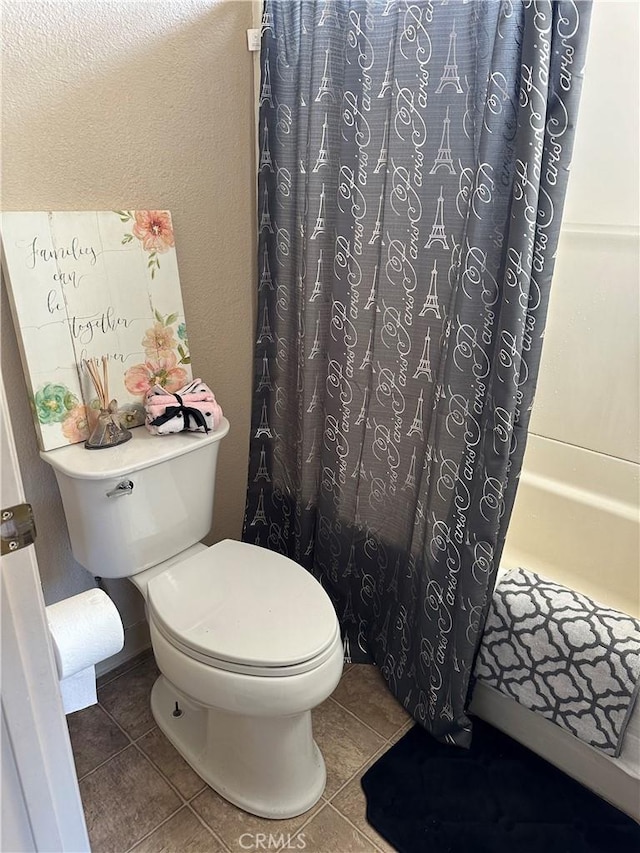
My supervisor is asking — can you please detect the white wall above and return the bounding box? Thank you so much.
[503,1,640,615]
[1,0,257,667]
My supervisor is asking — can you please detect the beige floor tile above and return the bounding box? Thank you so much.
[98,655,160,739]
[331,750,397,853]
[332,665,412,740]
[129,806,224,853]
[312,698,385,797]
[191,787,321,853]
[79,745,181,853]
[138,727,206,800]
[292,803,377,852]
[67,703,129,779]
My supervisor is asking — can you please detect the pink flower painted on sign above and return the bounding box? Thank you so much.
[117,210,175,279]
[132,211,175,254]
[142,322,177,359]
[124,353,187,397]
[61,405,92,442]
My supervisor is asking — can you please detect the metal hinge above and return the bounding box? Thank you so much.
[1,503,37,555]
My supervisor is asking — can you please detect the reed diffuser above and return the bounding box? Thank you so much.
[83,356,132,450]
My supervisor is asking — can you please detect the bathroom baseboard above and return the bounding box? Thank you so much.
[95,619,151,678]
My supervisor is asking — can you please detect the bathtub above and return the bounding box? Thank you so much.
[501,433,639,617]
[471,432,640,822]
[470,681,640,822]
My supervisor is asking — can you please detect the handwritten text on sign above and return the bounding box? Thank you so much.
[2,211,192,450]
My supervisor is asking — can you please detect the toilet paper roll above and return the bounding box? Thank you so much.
[46,589,124,680]
[59,666,98,715]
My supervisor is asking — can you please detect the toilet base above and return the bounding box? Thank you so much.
[150,675,326,819]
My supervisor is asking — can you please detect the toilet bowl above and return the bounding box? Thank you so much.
[41,420,343,818]
[138,539,343,818]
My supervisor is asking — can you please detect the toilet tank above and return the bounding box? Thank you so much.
[41,419,229,579]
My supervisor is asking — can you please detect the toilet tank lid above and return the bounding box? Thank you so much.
[147,539,340,670]
[39,418,229,480]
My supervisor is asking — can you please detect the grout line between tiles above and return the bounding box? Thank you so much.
[339,664,358,682]
[325,758,392,853]
[123,803,185,853]
[131,723,162,743]
[133,736,207,804]
[77,702,159,787]
[95,702,137,744]
[185,801,234,853]
[323,732,419,852]
[327,692,412,746]
[186,786,209,805]
[325,696,389,742]
[77,731,187,853]
[326,800,383,851]
[95,697,161,750]
[131,740,190,805]
[325,726,415,853]
[293,797,329,837]
[70,701,138,782]
[323,742,388,807]
[76,741,131,783]
[313,802,383,853]
[85,702,227,851]
[288,800,331,850]
[75,701,138,782]
[122,741,211,850]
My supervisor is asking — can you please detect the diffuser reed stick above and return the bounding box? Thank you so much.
[83,356,111,410]
[82,356,132,450]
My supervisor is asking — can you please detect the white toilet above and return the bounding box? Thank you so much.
[42,418,343,819]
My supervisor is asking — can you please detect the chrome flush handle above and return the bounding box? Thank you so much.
[106,480,134,498]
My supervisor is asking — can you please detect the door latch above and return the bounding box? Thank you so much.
[1,503,37,555]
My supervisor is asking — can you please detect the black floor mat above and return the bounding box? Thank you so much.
[361,718,640,853]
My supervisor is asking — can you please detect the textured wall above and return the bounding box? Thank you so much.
[1,0,257,649]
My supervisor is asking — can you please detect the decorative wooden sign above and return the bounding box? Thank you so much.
[1,211,192,450]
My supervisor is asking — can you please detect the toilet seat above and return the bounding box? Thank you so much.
[147,539,340,677]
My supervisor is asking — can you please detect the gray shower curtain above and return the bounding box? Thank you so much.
[244,0,591,746]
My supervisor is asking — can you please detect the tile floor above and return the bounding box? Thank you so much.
[68,652,413,853]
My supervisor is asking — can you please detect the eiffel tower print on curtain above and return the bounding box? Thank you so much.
[259,246,274,291]
[315,47,336,102]
[420,259,441,318]
[245,0,593,750]
[309,250,324,301]
[313,115,330,173]
[430,107,456,175]
[425,188,449,249]
[310,185,327,239]
[254,446,271,482]
[436,20,463,93]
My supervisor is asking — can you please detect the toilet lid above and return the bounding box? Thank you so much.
[147,539,339,671]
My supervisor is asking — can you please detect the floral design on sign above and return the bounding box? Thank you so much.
[62,404,91,442]
[34,383,78,425]
[117,210,175,279]
[2,210,192,450]
[124,311,190,399]
[34,383,91,442]
[176,322,190,365]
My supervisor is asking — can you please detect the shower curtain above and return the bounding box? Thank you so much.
[244,0,591,746]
